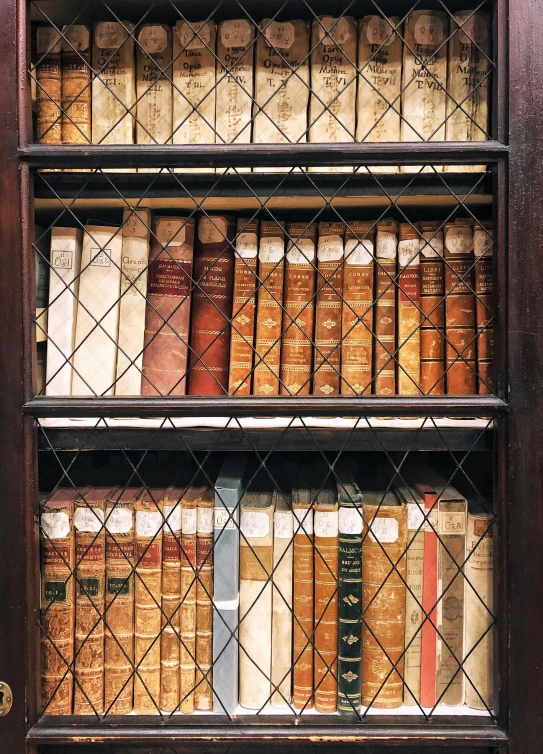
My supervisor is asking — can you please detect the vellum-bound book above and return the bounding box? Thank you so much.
[271,487,294,708]
[61,25,92,144]
[136,24,173,165]
[36,26,62,144]
[71,225,122,396]
[397,223,421,395]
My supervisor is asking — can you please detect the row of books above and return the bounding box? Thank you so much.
[34,10,490,156]
[37,211,494,398]
[40,455,494,715]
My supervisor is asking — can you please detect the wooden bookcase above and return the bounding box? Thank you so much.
[0,0,541,752]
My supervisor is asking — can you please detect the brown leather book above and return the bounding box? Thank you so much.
[374,219,398,395]
[188,216,236,395]
[195,487,214,710]
[141,217,196,396]
[40,489,76,714]
[397,223,421,395]
[362,491,408,708]
[313,222,345,396]
[73,486,109,715]
[36,27,62,144]
[61,26,91,144]
[474,222,494,394]
[280,222,317,395]
[160,486,183,713]
[253,221,286,396]
[228,218,259,395]
[104,487,137,715]
[444,219,476,394]
[313,479,339,713]
[419,221,445,394]
[341,221,375,395]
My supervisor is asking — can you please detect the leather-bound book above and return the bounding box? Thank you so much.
[141,217,195,396]
[313,223,345,396]
[374,219,398,395]
[36,27,62,144]
[61,25,91,144]
[341,221,375,395]
[280,222,317,395]
[228,219,259,395]
[104,486,137,714]
[160,486,183,713]
[292,469,314,710]
[188,216,236,395]
[136,25,173,152]
[253,221,286,396]
[239,477,275,709]
[195,488,215,710]
[444,219,476,394]
[474,222,494,394]
[397,223,421,395]
[362,490,407,708]
[271,486,294,708]
[73,486,109,715]
[419,221,445,394]
[216,20,254,148]
[40,489,76,714]
[134,487,165,714]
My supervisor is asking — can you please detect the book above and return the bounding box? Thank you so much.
[419,221,445,394]
[313,222,345,396]
[45,228,83,396]
[92,22,136,146]
[136,25,173,154]
[239,477,275,709]
[71,225,123,396]
[188,216,236,395]
[40,489,76,714]
[35,26,62,144]
[397,223,421,395]
[195,487,215,710]
[216,20,254,147]
[134,487,165,714]
[73,486,108,715]
[444,219,476,394]
[474,221,494,394]
[374,219,398,395]
[228,219,259,395]
[115,209,151,395]
[362,490,407,708]
[271,485,294,708]
[141,217,195,396]
[341,221,375,395]
[280,222,317,395]
[61,25,92,144]
[253,220,286,396]
[104,486,137,714]
[35,225,49,345]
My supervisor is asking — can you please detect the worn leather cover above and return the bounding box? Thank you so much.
[160,486,183,713]
[398,223,421,394]
[195,488,215,710]
[474,222,494,394]
[61,26,91,144]
[419,222,445,394]
[141,217,195,396]
[271,488,293,708]
[374,219,398,395]
[136,25,173,148]
[36,27,62,143]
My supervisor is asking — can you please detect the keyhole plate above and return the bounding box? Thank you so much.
[0,683,13,716]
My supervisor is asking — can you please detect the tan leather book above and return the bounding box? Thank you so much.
[280,222,317,395]
[134,488,165,714]
[216,20,254,147]
[228,219,259,395]
[419,221,445,394]
[341,221,375,395]
[271,488,294,708]
[362,491,407,708]
[73,486,109,715]
[40,489,76,714]
[374,219,398,395]
[104,487,137,714]
[474,222,494,394]
[136,25,173,152]
[313,479,339,713]
[444,219,476,394]
[195,488,215,710]
[61,25,91,144]
[253,221,286,395]
[179,486,202,713]
[398,223,421,395]
[160,486,183,713]
[36,27,62,144]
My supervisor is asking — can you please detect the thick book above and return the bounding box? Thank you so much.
[397,223,421,395]
[61,25,91,144]
[444,219,476,394]
[374,219,398,395]
[40,489,76,714]
[239,478,275,709]
[216,20,254,146]
[280,222,317,395]
[419,221,445,395]
[253,220,286,396]
[160,486,183,713]
[46,227,82,396]
[36,26,62,144]
[228,219,259,395]
[195,488,215,711]
[141,217,195,396]
[341,221,375,395]
[71,225,122,396]
[104,486,137,714]
[271,486,294,708]
[136,25,173,151]
[474,222,494,394]
[362,490,407,708]
[115,209,151,395]
[188,215,236,395]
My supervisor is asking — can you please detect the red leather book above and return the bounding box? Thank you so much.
[374,219,398,395]
[419,221,445,395]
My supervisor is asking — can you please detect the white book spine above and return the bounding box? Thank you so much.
[271,509,293,707]
[216,20,254,145]
[136,24,173,154]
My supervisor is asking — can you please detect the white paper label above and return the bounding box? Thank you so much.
[420,231,444,258]
[41,511,70,539]
[198,507,214,534]
[74,507,105,533]
[198,217,228,244]
[274,511,294,539]
[317,234,344,262]
[287,237,315,264]
[90,247,112,267]
[345,238,374,265]
[156,218,186,247]
[164,504,182,532]
[175,21,211,50]
[293,508,314,535]
[318,17,351,46]
[95,22,128,50]
[259,236,284,263]
[62,25,90,52]
[37,27,62,55]
[136,510,162,537]
[424,508,439,533]
[51,249,73,270]
[458,14,489,45]
[241,511,270,538]
[376,230,397,259]
[181,507,197,535]
[339,507,363,535]
[105,507,133,534]
[264,21,295,49]
[473,228,493,258]
[398,239,420,267]
[315,510,339,538]
[414,15,444,46]
[221,19,252,48]
[368,516,399,543]
[445,226,474,254]
[365,16,395,47]
[139,26,168,54]
[407,503,426,531]
[123,211,149,239]
[214,507,235,530]
[236,231,258,259]
[439,511,466,536]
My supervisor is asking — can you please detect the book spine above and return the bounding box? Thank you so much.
[419,226,445,395]
[36,27,62,144]
[160,498,182,713]
[271,508,294,707]
[418,487,439,708]
[404,524,424,705]
[216,21,254,145]
[374,224,398,395]
[398,231,421,395]
[292,506,314,710]
[35,225,49,345]
[61,26,91,144]
[136,25,173,148]
[474,225,494,394]
[180,495,197,713]
[195,496,214,710]
[314,506,339,713]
